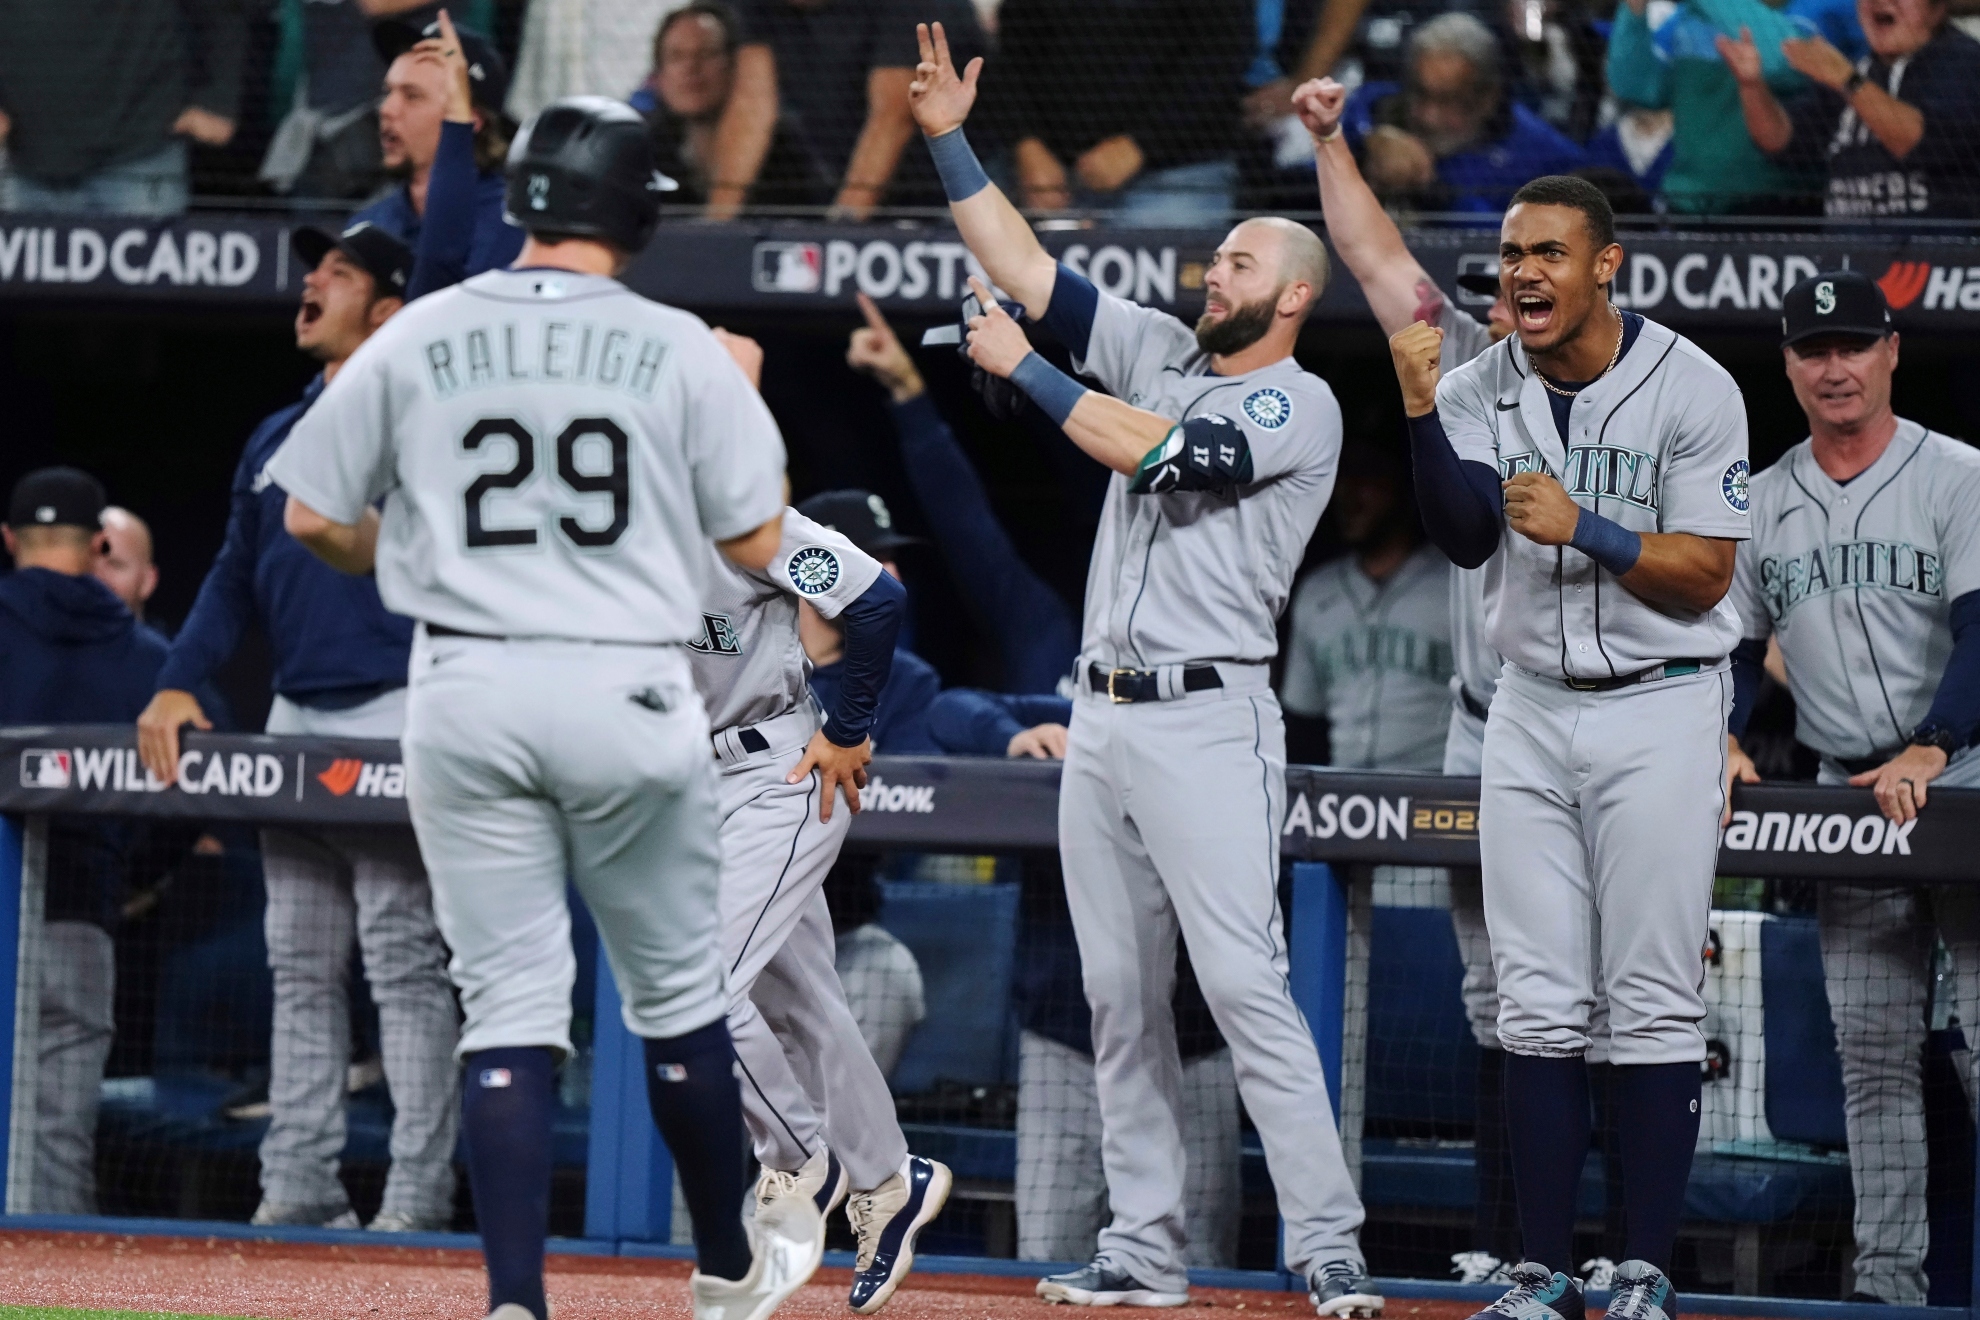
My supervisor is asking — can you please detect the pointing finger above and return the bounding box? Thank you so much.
[856,291,891,334]
[966,275,997,309]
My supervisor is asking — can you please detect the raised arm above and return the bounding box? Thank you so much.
[908,22,1058,318]
[1718,28,1796,153]
[833,66,918,219]
[1293,78,1439,336]
[705,43,779,220]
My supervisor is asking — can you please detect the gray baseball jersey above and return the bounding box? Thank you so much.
[268,268,787,643]
[1281,543,1454,770]
[1437,316,1752,679]
[1728,421,1980,759]
[1071,290,1343,668]
[690,508,882,733]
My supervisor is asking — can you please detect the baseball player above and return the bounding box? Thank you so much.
[1392,173,1749,1320]
[909,24,1381,1315]
[1725,270,1980,1307]
[693,335,953,1314]
[136,221,463,1235]
[266,97,821,1320]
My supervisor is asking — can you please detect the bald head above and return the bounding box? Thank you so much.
[96,506,158,618]
[1239,216,1331,306]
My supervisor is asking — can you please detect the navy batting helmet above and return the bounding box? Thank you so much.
[504,97,676,254]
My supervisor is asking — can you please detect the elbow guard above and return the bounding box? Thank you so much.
[1128,415,1254,496]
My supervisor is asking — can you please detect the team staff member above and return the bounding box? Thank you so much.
[1394,174,1748,1320]
[268,98,819,1320]
[137,222,463,1234]
[909,25,1381,1316]
[1726,271,1980,1307]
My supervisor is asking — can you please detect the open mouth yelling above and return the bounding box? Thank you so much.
[1515,291,1555,335]
[297,293,325,331]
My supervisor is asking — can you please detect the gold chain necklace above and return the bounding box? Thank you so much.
[1536,316,1625,399]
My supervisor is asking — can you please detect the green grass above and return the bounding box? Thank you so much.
[0,1308,260,1319]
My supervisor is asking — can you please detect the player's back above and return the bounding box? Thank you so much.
[275,268,787,644]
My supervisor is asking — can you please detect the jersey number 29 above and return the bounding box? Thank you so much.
[462,416,630,550]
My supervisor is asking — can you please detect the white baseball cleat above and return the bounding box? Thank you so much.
[691,1191,825,1320]
[486,1307,538,1320]
[756,1144,849,1222]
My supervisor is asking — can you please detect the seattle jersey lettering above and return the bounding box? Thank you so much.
[687,612,744,656]
[424,320,670,401]
[1303,625,1454,685]
[1498,445,1661,511]
[1757,540,1944,622]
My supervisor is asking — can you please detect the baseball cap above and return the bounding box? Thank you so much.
[795,490,923,559]
[291,221,415,298]
[1781,269,1892,349]
[1456,271,1502,297]
[8,466,106,531]
[373,18,510,115]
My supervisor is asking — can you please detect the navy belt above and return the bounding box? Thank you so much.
[284,679,405,712]
[1459,686,1491,721]
[1086,663,1222,704]
[1561,657,1719,693]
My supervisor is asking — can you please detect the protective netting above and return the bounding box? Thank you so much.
[11,811,1973,1304]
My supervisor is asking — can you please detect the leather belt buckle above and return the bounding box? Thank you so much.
[1564,675,1603,692]
[1108,668,1137,703]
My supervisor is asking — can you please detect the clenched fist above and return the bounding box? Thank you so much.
[1503,472,1582,546]
[1389,320,1444,417]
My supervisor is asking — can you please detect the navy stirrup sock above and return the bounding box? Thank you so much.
[645,1020,753,1281]
[1614,1061,1703,1274]
[1503,1052,1593,1276]
[1473,1048,1521,1261]
[462,1046,556,1320]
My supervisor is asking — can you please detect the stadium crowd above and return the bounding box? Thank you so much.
[2,0,1979,221]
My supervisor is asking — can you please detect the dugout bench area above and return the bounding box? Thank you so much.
[2,727,1978,1320]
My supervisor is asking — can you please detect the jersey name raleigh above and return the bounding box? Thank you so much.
[423,319,670,401]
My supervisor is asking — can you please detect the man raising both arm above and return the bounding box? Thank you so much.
[907,22,1382,1318]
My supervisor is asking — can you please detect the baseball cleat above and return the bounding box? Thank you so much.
[691,1192,825,1320]
[1464,1262,1585,1320]
[1310,1260,1384,1317]
[485,1308,537,1320]
[250,1199,360,1230]
[369,1210,449,1233]
[1602,1260,1679,1320]
[1452,1252,1514,1285]
[1035,1260,1188,1308]
[847,1155,953,1313]
[755,1145,848,1221]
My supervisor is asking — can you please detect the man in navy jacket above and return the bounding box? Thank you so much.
[1,467,167,1214]
[136,222,461,1234]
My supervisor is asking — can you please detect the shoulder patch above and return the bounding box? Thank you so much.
[1242,386,1293,431]
[787,545,842,595]
[1721,459,1751,514]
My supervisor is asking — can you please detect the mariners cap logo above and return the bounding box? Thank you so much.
[1242,387,1293,431]
[1721,459,1751,514]
[528,174,550,210]
[866,493,893,529]
[1814,281,1836,315]
[788,546,842,595]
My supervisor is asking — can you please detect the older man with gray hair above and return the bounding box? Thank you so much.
[1340,11,1587,213]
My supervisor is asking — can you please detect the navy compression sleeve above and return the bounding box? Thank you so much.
[405,120,478,300]
[1040,263,1099,360]
[1407,410,1503,569]
[823,571,907,747]
[1728,637,1769,738]
[1920,590,1980,745]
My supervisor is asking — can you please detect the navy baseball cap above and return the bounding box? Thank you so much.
[1781,270,1892,349]
[291,221,414,298]
[8,466,106,531]
[1456,271,1502,297]
[373,17,510,114]
[796,490,922,558]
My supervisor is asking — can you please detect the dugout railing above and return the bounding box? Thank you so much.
[1,725,1978,1318]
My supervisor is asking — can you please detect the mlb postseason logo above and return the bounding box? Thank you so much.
[1242,387,1292,431]
[20,749,72,789]
[787,546,841,595]
[1722,459,1751,514]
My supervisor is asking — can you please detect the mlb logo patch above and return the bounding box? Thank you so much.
[752,242,823,294]
[1721,460,1751,514]
[1242,387,1293,430]
[20,750,71,789]
[479,1068,513,1089]
[655,1063,688,1083]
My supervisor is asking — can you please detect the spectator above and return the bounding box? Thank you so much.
[824,853,926,1079]
[996,0,1253,223]
[1281,438,1454,770]
[702,0,985,219]
[1344,12,1586,213]
[845,294,1080,696]
[353,13,524,289]
[258,0,460,199]
[1606,0,1862,214]
[1583,105,1677,196]
[927,688,1071,758]
[135,222,461,1234]
[629,1,833,208]
[795,489,942,753]
[95,507,159,622]
[1720,0,1980,217]
[1502,0,1608,140]
[507,0,679,122]
[0,0,244,216]
[1,467,168,1214]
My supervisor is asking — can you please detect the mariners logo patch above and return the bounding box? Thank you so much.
[1722,459,1751,514]
[787,546,841,595]
[1242,387,1293,431]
